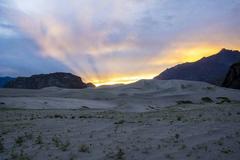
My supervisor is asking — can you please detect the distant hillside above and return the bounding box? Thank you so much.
[0,77,15,87]
[4,72,94,89]
[154,49,240,85]
[222,62,240,89]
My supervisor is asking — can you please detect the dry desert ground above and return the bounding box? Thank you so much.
[0,80,240,160]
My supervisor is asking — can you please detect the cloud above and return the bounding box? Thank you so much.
[0,0,240,85]
[0,36,69,77]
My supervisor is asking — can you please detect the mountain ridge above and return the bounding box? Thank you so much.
[154,48,240,85]
[222,62,240,89]
[0,77,15,87]
[4,72,95,89]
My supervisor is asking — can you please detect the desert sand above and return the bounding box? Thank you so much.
[0,80,240,160]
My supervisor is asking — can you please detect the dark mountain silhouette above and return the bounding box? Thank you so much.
[86,83,96,88]
[222,62,240,89]
[4,72,94,89]
[0,77,15,87]
[154,49,240,85]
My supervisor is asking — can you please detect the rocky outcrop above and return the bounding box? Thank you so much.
[86,83,96,88]
[0,77,15,87]
[222,62,240,89]
[4,72,92,89]
[154,49,240,85]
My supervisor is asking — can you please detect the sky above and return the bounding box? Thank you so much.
[0,0,240,86]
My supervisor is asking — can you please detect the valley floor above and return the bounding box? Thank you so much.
[1,80,240,160]
[1,103,240,160]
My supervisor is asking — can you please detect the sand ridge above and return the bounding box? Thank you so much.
[0,80,240,160]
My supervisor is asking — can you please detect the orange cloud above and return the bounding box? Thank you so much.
[9,0,240,86]
[18,15,240,85]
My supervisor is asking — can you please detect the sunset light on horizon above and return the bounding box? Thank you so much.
[0,0,240,85]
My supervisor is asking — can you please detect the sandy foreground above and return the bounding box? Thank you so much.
[0,80,240,160]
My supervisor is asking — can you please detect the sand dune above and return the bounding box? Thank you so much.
[0,80,240,111]
[0,80,240,160]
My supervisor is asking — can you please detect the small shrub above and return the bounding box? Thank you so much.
[177,116,182,121]
[203,86,214,90]
[201,97,213,103]
[235,131,240,136]
[181,84,192,89]
[0,138,4,153]
[24,132,33,140]
[181,85,187,89]
[60,141,70,151]
[79,115,87,119]
[1,130,9,135]
[165,154,174,159]
[175,133,180,139]
[114,120,125,125]
[221,148,233,154]
[196,144,208,151]
[180,144,187,150]
[19,150,31,160]
[15,136,24,146]
[52,135,70,151]
[52,136,60,147]
[116,148,125,160]
[216,97,231,104]
[186,152,192,157]
[81,106,90,109]
[176,100,193,105]
[79,144,90,153]
[148,105,155,109]
[10,150,30,160]
[11,150,30,160]
[54,114,63,119]
[10,150,19,159]
[35,134,43,144]
[217,140,223,146]
[69,153,76,160]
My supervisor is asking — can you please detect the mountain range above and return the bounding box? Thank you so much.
[154,48,240,85]
[3,72,95,89]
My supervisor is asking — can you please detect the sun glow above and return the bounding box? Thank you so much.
[152,45,227,67]
[178,47,221,62]
[91,46,240,86]
[92,74,155,87]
